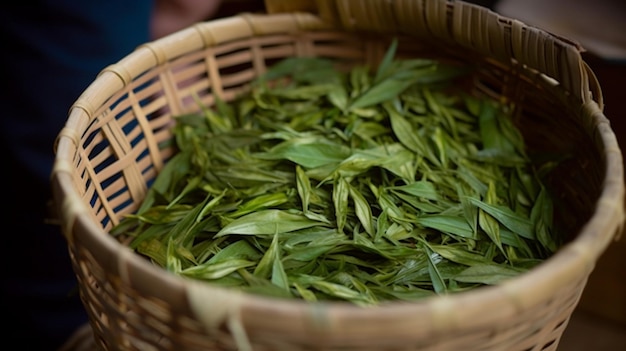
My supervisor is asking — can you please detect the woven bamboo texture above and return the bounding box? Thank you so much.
[51,1,625,350]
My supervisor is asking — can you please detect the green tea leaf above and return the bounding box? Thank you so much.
[229,192,289,218]
[181,259,256,280]
[385,101,439,165]
[388,180,441,202]
[254,233,281,279]
[455,264,525,285]
[310,280,374,305]
[421,241,447,294]
[467,197,534,239]
[255,137,350,168]
[531,186,558,253]
[478,182,503,252]
[415,215,475,239]
[215,210,328,237]
[429,244,490,266]
[349,184,375,237]
[333,177,350,233]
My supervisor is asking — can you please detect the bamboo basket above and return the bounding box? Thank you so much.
[51,1,625,350]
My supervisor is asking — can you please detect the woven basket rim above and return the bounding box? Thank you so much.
[51,2,625,342]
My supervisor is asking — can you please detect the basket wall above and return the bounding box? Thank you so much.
[51,1,624,351]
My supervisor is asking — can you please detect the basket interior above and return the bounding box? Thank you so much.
[84,31,600,243]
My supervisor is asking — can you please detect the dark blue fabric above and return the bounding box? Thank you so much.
[0,1,152,349]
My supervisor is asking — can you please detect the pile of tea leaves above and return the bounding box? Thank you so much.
[111,41,560,305]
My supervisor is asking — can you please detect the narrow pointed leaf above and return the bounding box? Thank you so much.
[215,210,327,237]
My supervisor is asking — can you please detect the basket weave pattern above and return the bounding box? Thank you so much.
[52,1,624,350]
